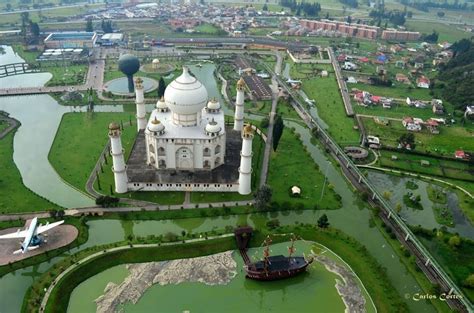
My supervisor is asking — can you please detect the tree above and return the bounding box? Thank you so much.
[463,274,474,288]
[346,15,352,24]
[101,19,113,33]
[29,22,40,37]
[157,77,166,98]
[57,209,65,219]
[5,3,12,11]
[437,11,445,18]
[272,114,284,151]
[49,209,58,219]
[254,185,272,209]
[260,117,269,128]
[383,190,392,200]
[448,235,461,248]
[86,19,93,32]
[317,214,330,228]
[262,3,268,11]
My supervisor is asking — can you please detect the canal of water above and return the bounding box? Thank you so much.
[0,46,462,312]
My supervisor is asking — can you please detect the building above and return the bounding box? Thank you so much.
[300,19,378,40]
[100,33,124,46]
[432,99,444,114]
[402,117,422,131]
[381,29,421,41]
[111,67,255,195]
[395,73,410,84]
[44,31,97,49]
[417,76,430,89]
[241,74,272,100]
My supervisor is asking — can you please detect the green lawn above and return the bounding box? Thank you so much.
[351,82,432,100]
[376,150,474,182]
[302,75,360,144]
[0,130,61,213]
[194,23,223,35]
[405,20,472,42]
[355,102,451,121]
[267,128,342,209]
[49,112,137,194]
[361,116,474,156]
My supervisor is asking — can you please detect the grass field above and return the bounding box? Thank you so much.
[355,102,452,121]
[267,128,342,209]
[290,63,360,144]
[361,116,474,156]
[49,112,137,194]
[0,130,61,213]
[351,82,432,100]
[405,20,472,42]
[376,150,474,182]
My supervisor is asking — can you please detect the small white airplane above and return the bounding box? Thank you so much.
[286,79,302,84]
[0,217,64,254]
[305,98,316,105]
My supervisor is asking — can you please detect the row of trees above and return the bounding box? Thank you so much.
[85,19,114,33]
[280,0,321,17]
[398,0,473,13]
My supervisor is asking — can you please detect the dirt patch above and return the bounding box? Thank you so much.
[0,224,78,266]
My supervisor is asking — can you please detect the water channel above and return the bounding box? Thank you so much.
[0,46,452,312]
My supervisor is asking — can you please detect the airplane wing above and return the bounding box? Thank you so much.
[35,220,64,234]
[0,229,29,239]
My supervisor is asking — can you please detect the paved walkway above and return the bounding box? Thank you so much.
[0,114,19,139]
[329,47,354,117]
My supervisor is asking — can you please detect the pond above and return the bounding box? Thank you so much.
[67,241,376,313]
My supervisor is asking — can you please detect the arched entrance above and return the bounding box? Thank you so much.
[176,147,193,169]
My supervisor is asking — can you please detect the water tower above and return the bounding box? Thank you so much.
[118,54,140,93]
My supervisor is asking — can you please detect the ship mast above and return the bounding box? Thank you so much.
[263,236,272,275]
[288,235,296,260]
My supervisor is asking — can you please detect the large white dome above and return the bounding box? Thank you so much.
[164,67,208,115]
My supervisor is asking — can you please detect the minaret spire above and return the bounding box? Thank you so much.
[108,122,128,193]
[135,77,146,131]
[234,77,245,132]
[238,124,254,195]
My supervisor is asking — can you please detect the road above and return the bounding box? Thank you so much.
[328,47,354,117]
[258,52,283,187]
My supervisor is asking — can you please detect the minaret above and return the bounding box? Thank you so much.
[238,124,254,195]
[234,77,245,132]
[135,77,146,131]
[108,122,128,194]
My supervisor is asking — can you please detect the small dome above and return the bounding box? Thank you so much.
[108,122,120,130]
[156,96,167,109]
[148,117,165,132]
[152,58,160,64]
[205,118,221,134]
[164,67,208,115]
[243,124,254,135]
[207,98,220,110]
[237,77,246,89]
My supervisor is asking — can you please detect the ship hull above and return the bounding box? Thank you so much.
[245,259,312,281]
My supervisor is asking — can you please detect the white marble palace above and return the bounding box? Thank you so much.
[108,66,254,195]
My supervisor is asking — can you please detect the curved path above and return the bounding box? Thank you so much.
[0,113,19,139]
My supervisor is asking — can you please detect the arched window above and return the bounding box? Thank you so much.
[204,147,211,157]
[159,159,166,169]
[150,156,156,165]
[215,157,221,166]
[149,144,154,153]
[215,145,221,155]
[158,147,165,156]
[203,160,211,169]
